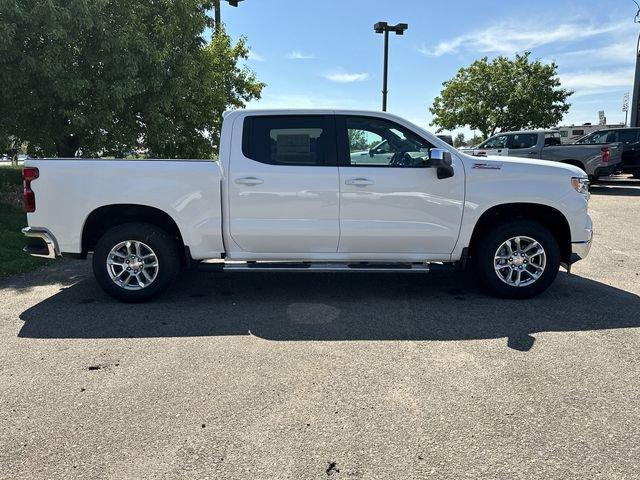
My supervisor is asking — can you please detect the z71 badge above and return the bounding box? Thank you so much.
[473,163,502,170]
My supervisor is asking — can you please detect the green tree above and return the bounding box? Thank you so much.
[348,130,369,151]
[453,133,466,148]
[0,0,264,158]
[430,52,572,138]
[468,134,485,147]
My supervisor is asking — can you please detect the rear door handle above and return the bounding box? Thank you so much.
[345,177,374,187]
[235,177,264,186]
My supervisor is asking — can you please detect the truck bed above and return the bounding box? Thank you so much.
[539,142,623,177]
[24,158,225,259]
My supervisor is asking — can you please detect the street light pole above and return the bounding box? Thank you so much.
[630,4,640,127]
[382,28,389,111]
[374,22,408,112]
[631,32,640,127]
[213,0,245,32]
[214,0,221,29]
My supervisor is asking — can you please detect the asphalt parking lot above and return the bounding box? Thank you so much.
[1,176,639,480]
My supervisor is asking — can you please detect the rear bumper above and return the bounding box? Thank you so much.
[594,163,623,178]
[21,227,61,259]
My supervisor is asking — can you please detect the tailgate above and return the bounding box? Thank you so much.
[608,142,624,165]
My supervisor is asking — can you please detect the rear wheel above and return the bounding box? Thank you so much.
[473,220,560,299]
[92,223,180,302]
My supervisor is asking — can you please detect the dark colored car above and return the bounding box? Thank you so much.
[575,128,640,178]
[436,134,454,146]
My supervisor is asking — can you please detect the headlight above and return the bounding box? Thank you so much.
[571,177,589,195]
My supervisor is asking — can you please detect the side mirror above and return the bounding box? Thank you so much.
[427,148,454,179]
[368,148,374,157]
[427,148,452,167]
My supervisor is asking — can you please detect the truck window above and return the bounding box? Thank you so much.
[509,133,537,149]
[242,115,335,166]
[576,130,611,145]
[370,140,392,154]
[544,133,561,146]
[480,135,508,149]
[338,116,434,167]
[618,129,639,144]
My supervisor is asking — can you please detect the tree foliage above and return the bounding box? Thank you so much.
[0,0,264,158]
[348,129,369,151]
[468,134,485,147]
[430,53,572,138]
[452,132,485,148]
[453,133,466,148]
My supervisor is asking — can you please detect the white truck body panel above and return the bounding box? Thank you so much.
[25,109,592,267]
[452,155,591,259]
[26,159,225,259]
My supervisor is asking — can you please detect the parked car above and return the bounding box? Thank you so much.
[574,128,640,179]
[555,123,624,144]
[460,130,622,182]
[349,139,394,165]
[436,134,454,146]
[22,110,592,302]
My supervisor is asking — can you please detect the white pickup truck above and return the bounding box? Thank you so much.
[22,110,593,302]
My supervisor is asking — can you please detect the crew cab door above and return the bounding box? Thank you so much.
[228,114,339,253]
[335,115,464,254]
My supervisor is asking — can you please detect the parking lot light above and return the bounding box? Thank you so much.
[374,22,409,112]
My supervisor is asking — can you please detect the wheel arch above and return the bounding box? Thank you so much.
[81,204,189,265]
[468,203,572,265]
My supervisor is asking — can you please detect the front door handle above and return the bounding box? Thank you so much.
[345,177,374,187]
[235,177,264,186]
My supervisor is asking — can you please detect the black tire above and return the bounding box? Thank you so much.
[473,220,561,299]
[92,222,180,302]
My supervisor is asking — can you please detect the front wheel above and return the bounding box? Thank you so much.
[473,220,561,299]
[92,223,180,302]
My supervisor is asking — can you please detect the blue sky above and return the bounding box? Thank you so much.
[222,0,637,137]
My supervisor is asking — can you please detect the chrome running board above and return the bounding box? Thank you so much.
[222,262,430,273]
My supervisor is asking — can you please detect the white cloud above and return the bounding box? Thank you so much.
[551,42,636,65]
[560,69,634,92]
[323,72,370,83]
[247,50,265,62]
[418,20,627,56]
[287,50,316,60]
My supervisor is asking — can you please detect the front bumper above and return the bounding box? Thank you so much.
[22,227,61,259]
[569,232,592,265]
